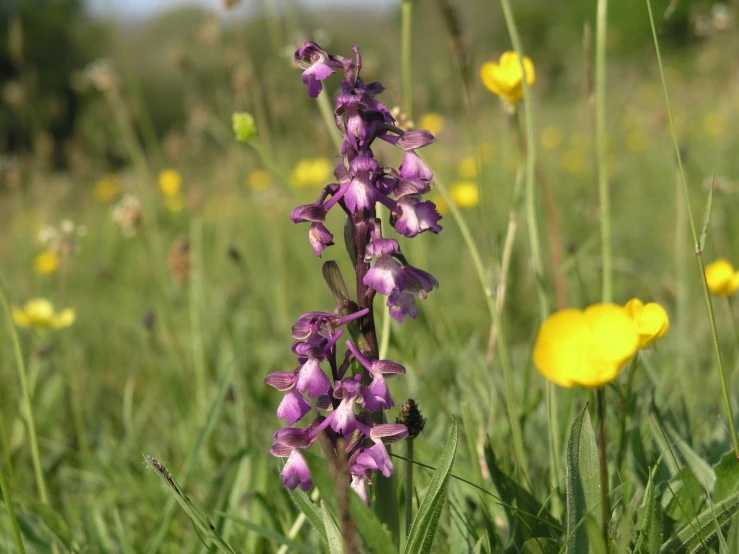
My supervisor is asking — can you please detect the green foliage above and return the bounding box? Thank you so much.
[403,417,460,554]
[565,404,601,554]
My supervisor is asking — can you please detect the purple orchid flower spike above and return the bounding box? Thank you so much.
[267,41,440,502]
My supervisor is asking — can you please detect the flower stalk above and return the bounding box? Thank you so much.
[266,42,443,541]
[646,0,739,459]
[596,388,610,550]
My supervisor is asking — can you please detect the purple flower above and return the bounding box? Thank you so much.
[356,442,394,478]
[350,473,370,505]
[291,203,327,223]
[387,290,420,323]
[399,150,433,181]
[394,198,442,238]
[308,223,334,257]
[281,450,312,491]
[294,41,338,98]
[277,389,312,426]
[296,358,331,398]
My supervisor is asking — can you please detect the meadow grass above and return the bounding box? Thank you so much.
[2,2,739,552]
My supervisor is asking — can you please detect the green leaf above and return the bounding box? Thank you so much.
[583,515,607,554]
[483,441,560,547]
[657,488,739,553]
[662,421,716,490]
[321,500,344,554]
[724,512,739,553]
[661,468,704,522]
[215,512,316,554]
[634,465,662,553]
[322,261,351,304]
[374,457,400,546]
[143,456,237,554]
[565,404,601,554]
[303,451,396,553]
[22,499,77,552]
[714,451,739,502]
[403,416,460,554]
[282,480,327,544]
[520,538,561,553]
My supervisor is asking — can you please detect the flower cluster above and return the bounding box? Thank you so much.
[267,41,441,502]
[705,259,739,297]
[533,299,669,388]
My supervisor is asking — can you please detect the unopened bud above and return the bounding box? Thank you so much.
[232,112,257,144]
[396,398,426,440]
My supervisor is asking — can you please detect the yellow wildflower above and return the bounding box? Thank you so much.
[248,169,272,191]
[291,158,333,188]
[533,303,639,388]
[12,298,75,330]
[34,251,61,275]
[480,51,535,105]
[540,126,564,150]
[450,182,480,208]
[418,112,445,135]
[94,174,121,202]
[458,156,478,179]
[159,169,183,197]
[705,259,739,297]
[624,298,669,349]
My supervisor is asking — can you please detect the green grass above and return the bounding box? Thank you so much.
[2,3,739,553]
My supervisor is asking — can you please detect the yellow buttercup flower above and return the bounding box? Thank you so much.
[94,174,121,202]
[159,169,183,197]
[418,112,445,135]
[534,303,639,388]
[705,259,739,297]
[291,158,333,188]
[458,156,478,179]
[12,298,75,330]
[450,182,480,208]
[480,51,535,105]
[35,251,61,275]
[624,298,669,349]
[248,169,272,191]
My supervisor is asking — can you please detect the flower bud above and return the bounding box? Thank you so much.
[232,112,258,143]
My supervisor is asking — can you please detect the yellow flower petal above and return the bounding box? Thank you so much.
[450,182,480,208]
[625,298,669,348]
[53,308,76,329]
[34,251,61,276]
[12,308,31,327]
[159,169,183,197]
[534,304,639,388]
[481,52,535,104]
[705,259,736,296]
[418,113,445,135]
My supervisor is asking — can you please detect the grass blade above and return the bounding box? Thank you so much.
[403,416,460,554]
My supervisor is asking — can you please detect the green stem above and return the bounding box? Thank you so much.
[189,216,207,418]
[401,0,414,121]
[250,140,293,190]
[646,0,739,459]
[499,0,549,321]
[0,277,50,505]
[405,439,414,533]
[615,355,639,473]
[317,90,344,152]
[596,0,612,302]
[433,173,529,483]
[0,458,25,553]
[596,388,611,550]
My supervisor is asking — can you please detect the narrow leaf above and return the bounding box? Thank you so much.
[661,468,704,523]
[699,173,714,252]
[634,465,662,553]
[520,538,561,553]
[403,416,460,554]
[282,480,327,544]
[565,404,601,554]
[321,501,344,554]
[322,261,351,304]
[657,488,739,553]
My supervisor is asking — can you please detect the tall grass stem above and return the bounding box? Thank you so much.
[595,0,612,303]
[432,173,529,482]
[0,277,50,505]
[0,455,25,553]
[646,0,739,458]
[596,388,611,551]
[401,0,414,121]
